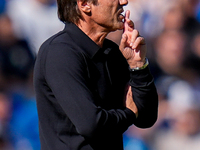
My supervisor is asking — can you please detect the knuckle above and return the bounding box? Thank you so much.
[133,29,139,36]
[139,36,144,41]
[137,37,145,44]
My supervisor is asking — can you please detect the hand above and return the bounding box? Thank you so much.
[119,10,146,68]
[125,85,138,118]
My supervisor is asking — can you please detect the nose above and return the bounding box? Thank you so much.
[119,0,128,6]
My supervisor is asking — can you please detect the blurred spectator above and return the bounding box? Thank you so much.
[0,14,35,90]
[153,80,200,150]
[0,13,39,150]
[153,30,187,78]
[152,29,200,84]
[163,1,185,31]
[6,0,64,54]
[154,107,200,150]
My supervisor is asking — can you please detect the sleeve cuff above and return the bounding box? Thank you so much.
[129,66,154,87]
[124,107,137,124]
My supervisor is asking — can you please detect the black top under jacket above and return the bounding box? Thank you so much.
[34,22,158,150]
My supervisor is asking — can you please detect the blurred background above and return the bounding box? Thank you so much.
[0,0,200,149]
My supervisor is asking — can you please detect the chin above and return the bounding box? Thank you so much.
[107,22,124,32]
[118,25,124,30]
[114,21,124,29]
[117,22,124,30]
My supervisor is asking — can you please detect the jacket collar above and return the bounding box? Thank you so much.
[63,22,101,59]
[63,22,114,60]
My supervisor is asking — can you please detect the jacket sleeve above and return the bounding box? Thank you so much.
[44,43,136,139]
[129,66,158,128]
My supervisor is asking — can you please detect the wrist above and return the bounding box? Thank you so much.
[129,58,149,71]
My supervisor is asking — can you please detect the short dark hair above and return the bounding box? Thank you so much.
[57,0,97,24]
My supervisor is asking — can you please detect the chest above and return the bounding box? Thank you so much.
[85,52,129,109]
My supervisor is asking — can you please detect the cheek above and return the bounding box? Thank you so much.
[93,8,113,23]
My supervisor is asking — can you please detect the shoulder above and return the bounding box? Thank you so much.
[35,31,89,79]
[35,30,88,78]
[37,30,84,60]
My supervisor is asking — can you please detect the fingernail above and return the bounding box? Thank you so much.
[132,44,136,49]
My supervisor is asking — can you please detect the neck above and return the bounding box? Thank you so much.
[76,19,109,47]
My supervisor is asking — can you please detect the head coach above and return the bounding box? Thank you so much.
[34,0,158,149]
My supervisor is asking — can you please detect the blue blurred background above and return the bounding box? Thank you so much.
[0,0,200,149]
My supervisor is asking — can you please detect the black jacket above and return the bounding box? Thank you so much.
[34,22,158,150]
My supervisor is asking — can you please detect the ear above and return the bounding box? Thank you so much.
[77,0,92,13]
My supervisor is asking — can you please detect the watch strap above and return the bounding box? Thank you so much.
[129,58,149,71]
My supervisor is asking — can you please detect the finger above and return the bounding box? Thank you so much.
[124,11,134,31]
[125,11,134,28]
[125,19,134,32]
[124,11,130,31]
[130,29,139,47]
[125,10,130,20]
[132,36,146,49]
[119,34,128,51]
[127,20,134,29]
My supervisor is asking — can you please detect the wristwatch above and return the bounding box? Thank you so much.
[129,58,149,71]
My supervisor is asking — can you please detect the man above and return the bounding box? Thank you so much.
[34,0,158,150]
